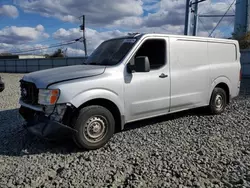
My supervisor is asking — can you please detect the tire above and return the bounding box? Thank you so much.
[209,87,227,115]
[73,105,115,150]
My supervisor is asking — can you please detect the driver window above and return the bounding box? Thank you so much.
[135,39,166,70]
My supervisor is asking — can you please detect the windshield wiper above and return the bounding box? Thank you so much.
[89,62,100,65]
[83,61,108,66]
[82,62,98,65]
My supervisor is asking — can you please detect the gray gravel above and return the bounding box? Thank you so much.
[0,73,250,188]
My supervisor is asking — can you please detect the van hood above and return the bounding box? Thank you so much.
[22,65,106,88]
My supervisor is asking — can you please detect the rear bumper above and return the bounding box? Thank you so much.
[19,105,77,140]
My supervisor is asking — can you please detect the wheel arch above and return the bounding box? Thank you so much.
[70,89,125,131]
[214,83,230,104]
[73,97,124,132]
[209,77,231,104]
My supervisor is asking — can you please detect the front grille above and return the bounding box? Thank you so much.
[20,80,39,105]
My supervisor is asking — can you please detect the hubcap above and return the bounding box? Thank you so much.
[84,116,107,143]
[215,94,223,110]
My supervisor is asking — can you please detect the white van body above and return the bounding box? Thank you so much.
[123,34,241,122]
[19,33,241,149]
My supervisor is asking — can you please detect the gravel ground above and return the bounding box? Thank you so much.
[0,73,250,188]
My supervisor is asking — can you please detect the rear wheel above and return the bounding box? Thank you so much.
[208,87,227,115]
[73,105,115,150]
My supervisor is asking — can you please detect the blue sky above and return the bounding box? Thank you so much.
[0,0,235,56]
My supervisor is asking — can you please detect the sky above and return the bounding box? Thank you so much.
[0,0,236,57]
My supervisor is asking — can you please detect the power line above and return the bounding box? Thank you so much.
[218,16,235,36]
[226,0,236,12]
[208,0,236,37]
[198,16,210,36]
[10,37,82,54]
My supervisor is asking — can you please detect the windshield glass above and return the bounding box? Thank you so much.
[84,38,137,66]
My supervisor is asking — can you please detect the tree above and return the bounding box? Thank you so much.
[232,30,250,49]
[44,54,50,58]
[51,49,64,58]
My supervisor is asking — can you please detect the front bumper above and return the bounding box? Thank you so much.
[19,104,77,140]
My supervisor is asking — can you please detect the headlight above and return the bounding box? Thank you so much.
[38,89,60,105]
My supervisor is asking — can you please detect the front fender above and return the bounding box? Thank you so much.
[70,89,124,115]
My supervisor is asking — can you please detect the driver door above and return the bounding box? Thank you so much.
[124,37,171,122]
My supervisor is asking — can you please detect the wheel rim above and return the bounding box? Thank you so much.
[215,94,223,110]
[83,115,108,143]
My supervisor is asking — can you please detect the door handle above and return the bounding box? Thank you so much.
[159,73,168,78]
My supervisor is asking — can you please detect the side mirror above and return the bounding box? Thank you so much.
[134,56,150,72]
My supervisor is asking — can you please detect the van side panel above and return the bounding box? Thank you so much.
[169,38,210,112]
[208,41,241,100]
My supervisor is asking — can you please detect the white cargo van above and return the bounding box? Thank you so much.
[19,33,241,150]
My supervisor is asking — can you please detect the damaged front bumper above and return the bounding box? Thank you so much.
[19,103,77,140]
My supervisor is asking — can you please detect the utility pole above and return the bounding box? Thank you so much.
[80,15,87,57]
[192,0,199,36]
[184,0,191,35]
[190,0,206,36]
[185,0,206,36]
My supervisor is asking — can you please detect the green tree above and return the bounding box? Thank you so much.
[51,49,64,58]
[232,30,250,49]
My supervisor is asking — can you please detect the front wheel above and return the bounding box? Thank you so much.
[73,105,115,150]
[208,87,227,115]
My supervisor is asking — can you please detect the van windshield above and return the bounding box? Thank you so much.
[83,38,137,66]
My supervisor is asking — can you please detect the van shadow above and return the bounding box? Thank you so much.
[122,106,211,132]
[0,109,80,157]
[0,106,212,157]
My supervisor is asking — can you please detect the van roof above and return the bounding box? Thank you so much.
[112,33,238,43]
